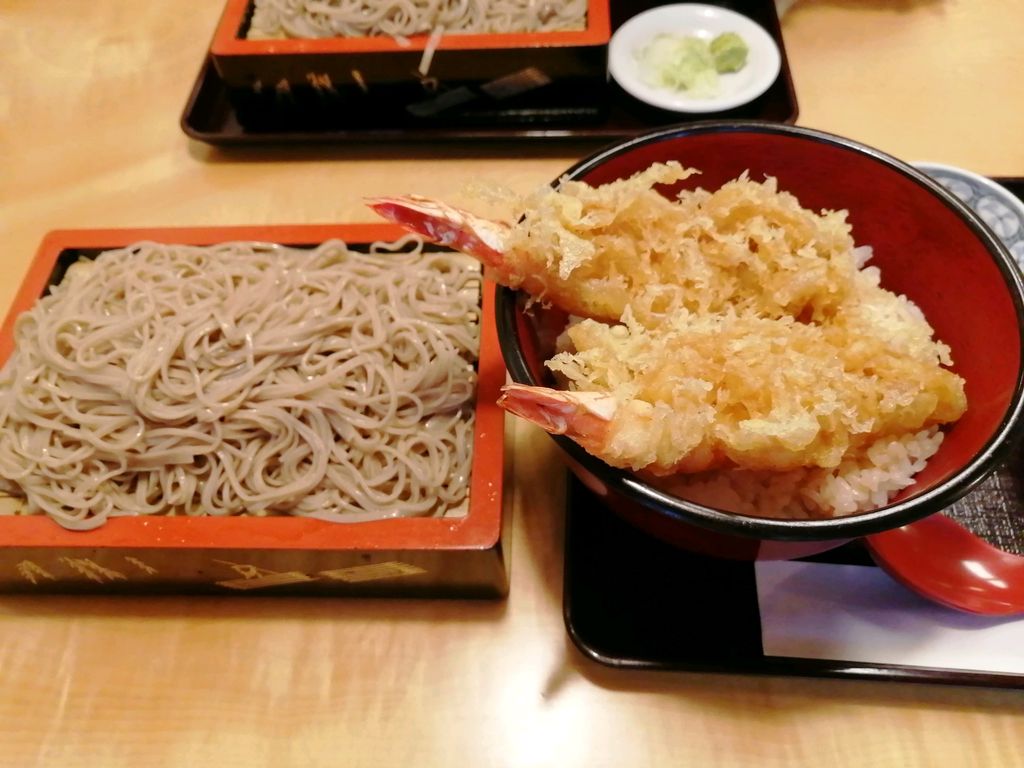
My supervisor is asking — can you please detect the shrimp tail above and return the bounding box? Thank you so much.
[499,383,720,475]
[367,194,625,323]
[498,383,616,455]
[365,195,509,270]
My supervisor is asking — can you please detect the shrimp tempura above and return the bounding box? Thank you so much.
[516,302,966,475]
[370,162,862,327]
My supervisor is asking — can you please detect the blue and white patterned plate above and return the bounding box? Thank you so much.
[915,162,1024,270]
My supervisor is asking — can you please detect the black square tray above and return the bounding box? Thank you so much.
[564,462,1024,689]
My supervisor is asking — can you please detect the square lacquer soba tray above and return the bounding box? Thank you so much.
[0,224,512,597]
[181,0,797,146]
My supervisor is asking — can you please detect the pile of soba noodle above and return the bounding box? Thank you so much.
[246,0,588,39]
[0,238,481,530]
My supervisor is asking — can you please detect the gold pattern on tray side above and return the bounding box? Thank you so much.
[212,559,316,591]
[319,561,427,582]
[123,556,159,575]
[58,557,127,583]
[15,560,57,585]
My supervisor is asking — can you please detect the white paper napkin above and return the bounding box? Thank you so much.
[755,560,1024,675]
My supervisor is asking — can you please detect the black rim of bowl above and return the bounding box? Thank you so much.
[495,119,1024,542]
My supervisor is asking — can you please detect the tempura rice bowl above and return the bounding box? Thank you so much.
[496,121,1024,560]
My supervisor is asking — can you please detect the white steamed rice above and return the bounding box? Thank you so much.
[663,427,944,519]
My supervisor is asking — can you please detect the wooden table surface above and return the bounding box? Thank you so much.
[2,1,1024,765]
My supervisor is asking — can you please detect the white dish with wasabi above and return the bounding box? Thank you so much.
[608,3,781,113]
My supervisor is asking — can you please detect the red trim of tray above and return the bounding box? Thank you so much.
[211,0,611,55]
[0,224,506,551]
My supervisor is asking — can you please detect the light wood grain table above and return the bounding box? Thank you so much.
[2,1,1023,765]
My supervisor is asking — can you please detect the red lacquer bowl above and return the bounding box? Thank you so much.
[496,121,1024,560]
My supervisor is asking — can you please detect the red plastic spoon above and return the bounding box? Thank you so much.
[865,513,1024,615]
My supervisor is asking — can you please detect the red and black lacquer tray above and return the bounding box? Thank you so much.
[181,0,797,146]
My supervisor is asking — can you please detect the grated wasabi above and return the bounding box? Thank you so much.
[710,32,749,73]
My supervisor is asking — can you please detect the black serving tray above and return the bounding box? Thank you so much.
[181,0,797,146]
[566,176,1024,687]
[564,460,1024,689]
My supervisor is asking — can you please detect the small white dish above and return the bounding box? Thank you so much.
[608,3,781,113]
[915,162,1024,270]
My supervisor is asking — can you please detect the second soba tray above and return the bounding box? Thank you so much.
[181,0,797,145]
[0,224,512,598]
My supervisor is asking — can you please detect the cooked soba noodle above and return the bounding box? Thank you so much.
[246,0,589,39]
[0,238,481,530]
